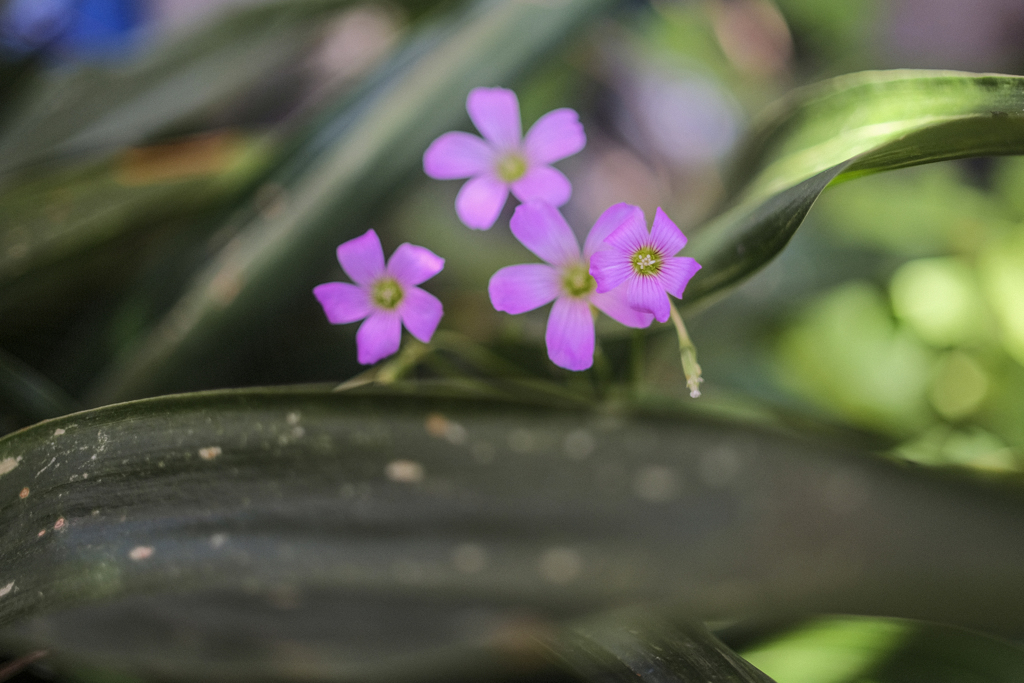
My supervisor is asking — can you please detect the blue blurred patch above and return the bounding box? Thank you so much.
[0,0,146,60]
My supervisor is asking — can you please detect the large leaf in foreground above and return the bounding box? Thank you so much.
[2,387,1024,679]
[544,617,777,682]
[685,71,1024,308]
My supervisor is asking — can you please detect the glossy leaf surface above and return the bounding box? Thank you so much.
[545,617,777,682]
[685,71,1024,308]
[3,387,1024,679]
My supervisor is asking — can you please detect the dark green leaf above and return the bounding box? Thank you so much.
[3,386,1024,679]
[544,616,777,682]
[685,71,1024,308]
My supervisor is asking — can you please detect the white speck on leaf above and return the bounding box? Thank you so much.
[385,460,424,483]
[0,581,13,598]
[129,546,154,561]
[199,446,222,461]
[425,413,468,445]
[35,456,56,477]
[53,428,65,436]
[0,456,21,477]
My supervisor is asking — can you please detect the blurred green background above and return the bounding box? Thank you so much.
[3,0,1024,680]
[6,0,1023,467]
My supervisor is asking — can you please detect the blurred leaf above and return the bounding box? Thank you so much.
[685,71,1024,308]
[741,616,909,683]
[545,616,777,682]
[0,347,80,426]
[813,164,1010,256]
[867,619,1024,683]
[775,282,935,436]
[88,0,614,403]
[980,229,1024,368]
[890,257,992,348]
[0,0,358,176]
[742,616,1024,683]
[0,131,271,287]
[4,386,1024,678]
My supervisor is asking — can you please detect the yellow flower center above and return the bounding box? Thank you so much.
[563,263,596,298]
[631,247,661,276]
[372,277,403,309]
[496,153,527,183]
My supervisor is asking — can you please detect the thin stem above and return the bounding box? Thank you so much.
[334,340,431,391]
[668,302,703,398]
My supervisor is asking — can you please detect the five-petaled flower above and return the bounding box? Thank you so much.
[423,86,586,230]
[589,206,701,323]
[313,229,444,365]
[489,202,654,371]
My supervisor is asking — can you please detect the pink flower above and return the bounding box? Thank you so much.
[589,206,701,323]
[488,203,654,371]
[423,86,586,230]
[313,229,444,365]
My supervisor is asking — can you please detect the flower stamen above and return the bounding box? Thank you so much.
[562,263,596,298]
[372,277,403,309]
[631,246,661,276]
[496,153,527,183]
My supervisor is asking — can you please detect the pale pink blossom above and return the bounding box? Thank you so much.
[314,229,444,365]
[423,87,585,230]
[489,202,653,371]
[589,206,701,323]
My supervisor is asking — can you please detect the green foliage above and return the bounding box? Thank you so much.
[3,0,1024,681]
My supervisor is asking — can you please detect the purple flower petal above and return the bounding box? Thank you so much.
[603,208,651,255]
[545,296,595,371]
[524,108,586,165]
[510,165,572,207]
[387,243,445,286]
[455,174,509,230]
[589,287,654,329]
[467,87,521,150]
[423,131,493,179]
[628,275,671,323]
[398,286,443,343]
[650,207,687,256]
[312,282,371,324]
[583,203,641,259]
[355,310,402,365]
[337,229,385,286]
[589,247,633,293]
[509,202,580,267]
[488,263,560,314]
[656,256,702,299]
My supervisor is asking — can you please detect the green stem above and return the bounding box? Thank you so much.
[334,340,432,391]
[668,302,703,398]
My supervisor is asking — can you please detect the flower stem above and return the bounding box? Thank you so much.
[334,340,431,391]
[668,302,703,398]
